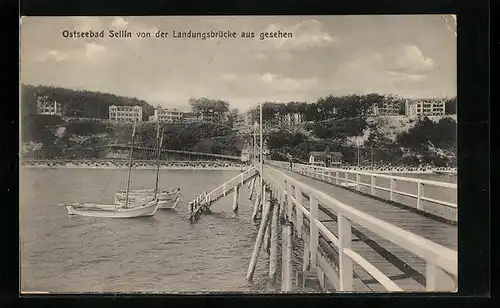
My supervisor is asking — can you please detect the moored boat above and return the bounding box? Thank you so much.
[114,121,181,210]
[65,200,160,218]
[62,120,162,218]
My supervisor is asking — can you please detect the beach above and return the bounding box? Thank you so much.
[21,159,251,171]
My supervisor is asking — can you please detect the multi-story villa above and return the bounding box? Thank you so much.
[108,105,143,122]
[405,99,446,116]
[36,96,62,116]
[150,107,185,123]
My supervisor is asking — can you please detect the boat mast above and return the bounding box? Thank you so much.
[154,122,163,199]
[125,120,137,209]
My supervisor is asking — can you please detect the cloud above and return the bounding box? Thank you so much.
[111,17,129,29]
[387,71,426,82]
[259,72,318,91]
[263,19,337,51]
[84,42,107,61]
[218,73,238,81]
[72,17,104,32]
[37,42,107,64]
[390,45,435,74]
[38,50,69,62]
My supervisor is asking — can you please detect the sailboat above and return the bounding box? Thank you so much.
[62,121,161,218]
[114,121,181,210]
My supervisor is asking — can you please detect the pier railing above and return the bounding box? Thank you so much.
[262,165,458,292]
[189,166,259,220]
[267,160,457,221]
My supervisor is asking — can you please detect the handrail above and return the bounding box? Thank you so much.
[263,165,457,291]
[270,160,457,189]
[267,160,457,210]
[191,166,258,205]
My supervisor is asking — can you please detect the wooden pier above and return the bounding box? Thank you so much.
[188,166,259,222]
[189,159,458,292]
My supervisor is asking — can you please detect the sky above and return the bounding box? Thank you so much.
[20,15,457,112]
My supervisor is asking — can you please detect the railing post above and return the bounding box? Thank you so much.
[336,171,339,185]
[232,184,239,214]
[295,186,303,239]
[223,183,227,196]
[426,263,456,291]
[309,196,318,269]
[268,193,280,285]
[370,175,376,195]
[345,171,349,184]
[417,182,424,210]
[287,182,294,224]
[356,173,360,190]
[252,183,262,222]
[390,178,395,201]
[281,221,294,292]
[338,213,353,291]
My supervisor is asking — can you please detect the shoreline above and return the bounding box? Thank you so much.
[21,165,248,171]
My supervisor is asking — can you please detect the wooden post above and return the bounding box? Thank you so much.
[417,182,424,210]
[249,177,256,200]
[233,184,240,213]
[286,182,294,223]
[281,221,294,291]
[252,179,262,221]
[317,268,325,290]
[426,263,456,291]
[309,196,318,269]
[246,186,273,282]
[356,173,360,190]
[264,212,272,253]
[371,175,376,195]
[268,197,280,285]
[390,178,395,201]
[295,186,303,239]
[336,171,339,185]
[223,183,227,196]
[338,214,353,291]
[303,239,310,272]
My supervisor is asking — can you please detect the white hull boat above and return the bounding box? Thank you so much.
[115,189,180,209]
[64,200,160,218]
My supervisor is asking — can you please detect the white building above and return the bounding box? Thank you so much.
[150,107,184,123]
[183,112,200,123]
[282,113,303,126]
[36,96,62,116]
[405,99,446,116]
[372,101,401,116]
[108,105,143,122]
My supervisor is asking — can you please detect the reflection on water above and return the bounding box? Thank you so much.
[20,168,271,293]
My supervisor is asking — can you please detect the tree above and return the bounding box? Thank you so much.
[445,97,457,115]
[189,97,230,119]
[226,108,240,128]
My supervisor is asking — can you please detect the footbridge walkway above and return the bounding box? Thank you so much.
[189,159,458,293]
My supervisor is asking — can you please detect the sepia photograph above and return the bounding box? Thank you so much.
[20,15,457,294]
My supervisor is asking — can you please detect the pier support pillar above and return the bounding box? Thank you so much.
[263,213,271,254]
[268,197,280,285]
[232,184,240,214]
[246,185,273,282]
[281,220,294,292]
[248,177,256,200]
[252,182,263,222]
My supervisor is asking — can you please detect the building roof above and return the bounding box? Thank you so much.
[309,151,343,158]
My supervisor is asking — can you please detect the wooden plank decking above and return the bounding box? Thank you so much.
[264,165,457,292]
